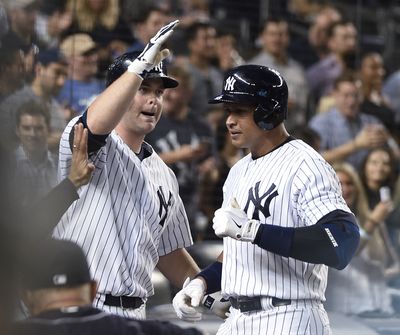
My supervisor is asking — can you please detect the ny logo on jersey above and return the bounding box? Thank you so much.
[224,76,236,91]
[157,186,172,227]
[244,182,278,220]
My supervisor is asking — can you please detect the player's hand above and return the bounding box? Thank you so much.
[201,291,231,319]
[212,198,260,242]
[172,277,205,322]
[68,123,95,188]
[127,20,179,78]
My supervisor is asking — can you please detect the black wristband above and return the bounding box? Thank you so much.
[195,261,222,294]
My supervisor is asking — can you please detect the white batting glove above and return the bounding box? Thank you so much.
[212,198,261,242]
[201,291,231,319]
[172,277,206,322]
[127,20,179,78]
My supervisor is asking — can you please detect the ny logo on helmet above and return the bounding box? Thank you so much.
[224,76,236,91]
[154,63,163,73]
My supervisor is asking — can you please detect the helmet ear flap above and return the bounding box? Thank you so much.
[254,103,285,131]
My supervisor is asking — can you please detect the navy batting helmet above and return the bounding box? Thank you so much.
[209,65,288,130]
[106,51,179,88]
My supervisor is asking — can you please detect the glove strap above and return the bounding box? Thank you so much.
[239,220,261,242]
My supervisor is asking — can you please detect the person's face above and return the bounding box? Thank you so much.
[330,23,357,55]
[16,114,48,155]
[365,150,392,185]
[262,21,289,56]
[123,78,164,135]
[224,103,266,152]
[4,50,25,91]
[334,81,360,118]
[337,170,356,207]
[86,0,107,13]
[361,54,385,89]
[309,10,341,50]
[142,11,167,42]
[162,78,189,116]
[71,52,98,78]
[37,62,68,96]
[189,27,217,59]
[11,7,36,35]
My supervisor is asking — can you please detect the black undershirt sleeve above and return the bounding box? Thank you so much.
[253,210,360,270]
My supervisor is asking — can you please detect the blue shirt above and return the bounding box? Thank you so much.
[308,107,382,168]
[57,79,104,115]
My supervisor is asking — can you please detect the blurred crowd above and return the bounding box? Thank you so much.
[1,0,400,331]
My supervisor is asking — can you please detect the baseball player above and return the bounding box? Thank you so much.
[172,65,360,334]
[53,20,201,319]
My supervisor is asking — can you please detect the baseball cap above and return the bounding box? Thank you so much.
[106,50,179,88]
[36,48,67,66]
[3,0,38,10]
[21,239,92,290]
[60,34,97,58]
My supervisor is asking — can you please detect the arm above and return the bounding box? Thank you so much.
[19,124,94,241]
[213,200,360,270]
[86,20,179,135]
[157,248,200,289]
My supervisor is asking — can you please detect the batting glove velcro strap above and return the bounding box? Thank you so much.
[127,20,179,78]
[201,291,231,319]
[172,277,205,322]
[237,219,261,242]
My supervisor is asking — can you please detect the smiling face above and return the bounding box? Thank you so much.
[336,170,356,207]
[364,149,392,187]
[121,78,165,136]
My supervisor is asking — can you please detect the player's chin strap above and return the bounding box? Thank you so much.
[253,209,360,270]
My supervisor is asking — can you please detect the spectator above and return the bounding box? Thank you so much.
[359,147,400,256]
[183,21,223,118]
[198,120,244,240]
[35,0,72,49]
[13,239,203,335]
[14,101,58,207]
[383,67,400,131]
[0,48,69,152]
[307,20,358,105]
[3,0,40,47]
[57,33,104,115]
[126,4,168,53]
[145,65,213,240]
[248,17,309,130]
[309,72,388,169]
[66,0,132,54]
[215,27,244,72]
[359,52,399,140]
[325,162,396,316]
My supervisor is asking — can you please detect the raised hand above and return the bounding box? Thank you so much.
[127,20,179,78]
[68,123,95,188]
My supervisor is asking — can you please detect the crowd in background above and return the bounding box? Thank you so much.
[1,0,400,327]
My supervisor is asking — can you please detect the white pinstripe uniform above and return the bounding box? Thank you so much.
[54,117,193,319]
[217,139,351,335]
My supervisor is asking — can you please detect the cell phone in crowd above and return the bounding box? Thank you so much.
[379,186,391,202]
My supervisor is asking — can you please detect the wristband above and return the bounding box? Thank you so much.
[195,261,222,294]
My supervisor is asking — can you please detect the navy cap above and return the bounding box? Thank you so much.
[21,239,92,290]
[36,48,67,66]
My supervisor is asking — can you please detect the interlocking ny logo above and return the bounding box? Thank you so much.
[157,186,172,227]
[154,63,163,73]
[224,76,236,91]
[244,182,278,220]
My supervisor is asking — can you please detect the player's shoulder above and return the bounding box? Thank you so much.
[286,139,332,169]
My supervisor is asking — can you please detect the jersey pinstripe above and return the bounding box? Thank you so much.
[54,117,193,300]
[221,139,350,301]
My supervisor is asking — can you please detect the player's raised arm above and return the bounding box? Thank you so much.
[86,20,179,135]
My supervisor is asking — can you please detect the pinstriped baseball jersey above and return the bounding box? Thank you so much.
[221,139,350,300]
[54,117,193,300]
